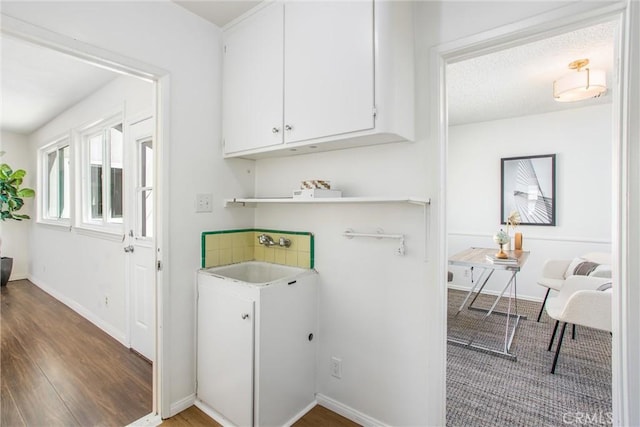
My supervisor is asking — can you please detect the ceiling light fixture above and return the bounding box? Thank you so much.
[553,58,607,102]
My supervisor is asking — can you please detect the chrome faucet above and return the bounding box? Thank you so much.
[258,234,276,247]
[257,234,291,248]
[278,237,291,248]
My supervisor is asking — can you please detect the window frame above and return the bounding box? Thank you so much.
[38,135,72,228]
[76,112,125,235]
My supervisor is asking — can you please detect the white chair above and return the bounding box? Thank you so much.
[545,275,612,374]
[536,252,611,322]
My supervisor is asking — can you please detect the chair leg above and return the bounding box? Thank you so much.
[572,323,576,340]
[537,288,551,322]
[548,320,559,351]
[551,322,567,374]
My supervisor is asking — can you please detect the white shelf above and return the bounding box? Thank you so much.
[224,196,430,207]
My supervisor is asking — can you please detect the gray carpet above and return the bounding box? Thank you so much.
[447,289,612,427]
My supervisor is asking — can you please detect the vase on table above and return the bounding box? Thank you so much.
[514,232,523,250]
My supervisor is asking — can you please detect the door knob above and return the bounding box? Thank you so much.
[285,124,293,131]
[241,313,250,320]
[124,245,134,253]
[271,127,280,134]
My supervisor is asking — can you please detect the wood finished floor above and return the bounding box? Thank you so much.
[162,405,361,427]
[1,279,152,426]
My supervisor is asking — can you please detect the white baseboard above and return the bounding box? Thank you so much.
[28,274,127,346]
[170,394,196,417]
[447,283,544,303]
[315,393,388,427]
[283,400,317,427]
[194,398,235,426]
[194,398,316,426]
[127,412,162,426]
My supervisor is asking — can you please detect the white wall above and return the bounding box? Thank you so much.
[4,1,638,426]
[1,1,255,413]
[448,104,612,300]
[252,2,587,425]
[25,75,152,342]
[0,131,33,279]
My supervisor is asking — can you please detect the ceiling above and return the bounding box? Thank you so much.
[447,20,615,126]
[1,35,119,135]
[173,0,261,28]
[0,3,615,136]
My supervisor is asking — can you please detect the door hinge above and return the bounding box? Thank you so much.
[157,260,162,271]
[372,106,377,118]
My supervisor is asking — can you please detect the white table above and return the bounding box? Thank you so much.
[448,247,530,360]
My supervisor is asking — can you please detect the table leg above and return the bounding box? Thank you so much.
[456,269,491,314]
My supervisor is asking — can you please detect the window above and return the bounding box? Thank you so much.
[79,115,124,232]
[138,138,153,238]
[40,138,71,224]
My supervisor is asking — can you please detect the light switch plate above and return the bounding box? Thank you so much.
[196,193,213,213]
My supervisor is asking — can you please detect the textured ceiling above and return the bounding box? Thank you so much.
[447,21,616,126]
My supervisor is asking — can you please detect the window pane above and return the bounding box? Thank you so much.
[60,146,70,219]
[89,134,103,220]
[141,139,153,188]
[47,151,59,218]
[110,124,123,220]
[111,168,123,219]
[91,165,103,219]
[140,189,153,238]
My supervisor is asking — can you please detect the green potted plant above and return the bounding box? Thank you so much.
[1,151,35,286]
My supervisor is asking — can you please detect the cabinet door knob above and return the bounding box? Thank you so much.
[285,124,293,131]
[241,313,250,320]
[271,127,280,134]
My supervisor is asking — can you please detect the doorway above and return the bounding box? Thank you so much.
[1,16,167,423]
[436,5,628,426]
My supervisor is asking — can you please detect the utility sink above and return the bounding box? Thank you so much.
[199,261,310,286]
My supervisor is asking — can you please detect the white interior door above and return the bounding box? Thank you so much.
[126,116,155,361]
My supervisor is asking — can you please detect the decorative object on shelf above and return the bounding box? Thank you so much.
[553,58,607,102]
[501,154,556,226]
[293,188,342,199]
[493,229,510,259]
[301,180,331,190]
[294,180,341,198]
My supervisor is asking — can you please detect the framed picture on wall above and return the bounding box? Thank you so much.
[501,154,556,226]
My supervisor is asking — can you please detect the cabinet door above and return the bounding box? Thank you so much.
[223,2,284,154]
[283,1,375,144]
[197,283,254,427]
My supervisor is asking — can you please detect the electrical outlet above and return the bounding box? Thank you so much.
[195,193,213,213]
[330,356,342,379]
[104,296,109,307]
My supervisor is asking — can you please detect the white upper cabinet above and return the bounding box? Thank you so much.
[283,1,374,144]
[223,2,284,154]
[222,1,414,159]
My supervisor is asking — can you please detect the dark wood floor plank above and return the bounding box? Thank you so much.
[292,405,361,427]
[0,326,80,426]
[1,380,27,427]
[161,406,222,426]
[1,280,152,426]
